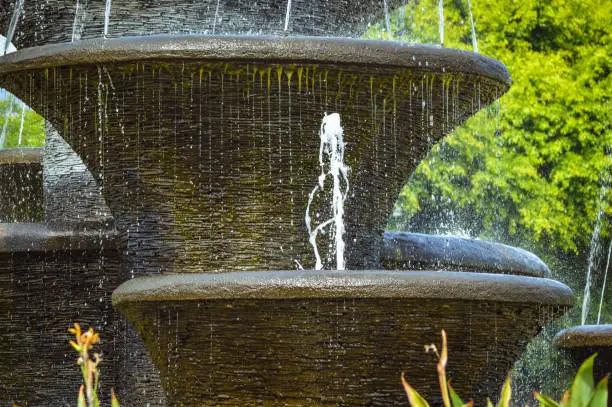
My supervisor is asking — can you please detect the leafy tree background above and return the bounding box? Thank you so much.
[0,91,45,148]
[366,0,610,402]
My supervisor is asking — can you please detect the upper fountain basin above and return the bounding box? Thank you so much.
[0,36,510,273]
[7,0,423,49]
[0,35,510,85]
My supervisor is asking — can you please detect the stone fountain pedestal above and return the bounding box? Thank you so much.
[0,35,573,406]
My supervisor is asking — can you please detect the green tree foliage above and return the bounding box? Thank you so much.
[0,92,45,148]
[368,0,611,253]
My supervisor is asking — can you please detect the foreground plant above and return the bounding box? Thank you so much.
[69,323,120,407]
[402,330,608,407]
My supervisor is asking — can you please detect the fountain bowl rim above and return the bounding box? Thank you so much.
[0,222,117,253]
[112,270,571,307]
[553,324,612,348]
[0,147,43,165]
[0,35,510,87]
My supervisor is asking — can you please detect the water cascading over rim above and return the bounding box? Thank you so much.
[0,0,408,48]
[0,7,574,405]
[0,35,510,273]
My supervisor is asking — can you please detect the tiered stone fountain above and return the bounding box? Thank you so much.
[0,1,573,406]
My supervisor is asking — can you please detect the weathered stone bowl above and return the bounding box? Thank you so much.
[0,35,510,274]
[1,0,405,49]
[381,232,551,276]
[113,270,573,406]
[554,324,612,403]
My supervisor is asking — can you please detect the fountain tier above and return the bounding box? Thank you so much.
[1,0,407,49]
[554,324,612,405]
[113,271,572,406]
[0,36,510,273]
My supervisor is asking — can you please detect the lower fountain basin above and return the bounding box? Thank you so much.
[554,324,612,399]
[113,270,572,406]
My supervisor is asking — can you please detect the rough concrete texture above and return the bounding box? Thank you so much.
[118,294,569,406]
[43,125,115,230]
[2,0,406,49]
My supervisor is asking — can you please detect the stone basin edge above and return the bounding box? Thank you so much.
[112,270,572,306]
[553,325,612,348]
[0,35,511,88]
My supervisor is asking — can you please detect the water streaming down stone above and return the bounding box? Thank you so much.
[0,5,577,405]
[103,0,111,37]
[283,0,291,31]
[3,0,23,55]
[212,0,221,34]
[305,113,349,270]
[71,0,88,42]
[0,0,411,47]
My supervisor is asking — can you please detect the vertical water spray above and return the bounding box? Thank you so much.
[467,0,478,53]
[4,0,24,55]
[0,95,15,148]
[17,103,25,146]
[284,0,292,31]
[383,0,391,38]
[212,0,221,34]
[597,239,611,324]
[581,182,609,325]
[305,113,350,270]
[72,0,88,42]
[103,0,111,37]
[438,0,444,46]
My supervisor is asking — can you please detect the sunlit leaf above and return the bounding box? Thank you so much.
[449,382,465,407]
[534,392,561,407]
[588,376,608,407]
[496,376,511,407]
[570,354,597,407]
[402,373,430,407]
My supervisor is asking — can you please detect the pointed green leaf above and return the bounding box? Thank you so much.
[496,376,511,407]
[570,354,597,407]
[487,398,494,407]
[111,388,121,407]
[587,376,608,407]
[78,385,86,407]
[534,392,561,407]
[402,373,430,407]
[448,382,464,407]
